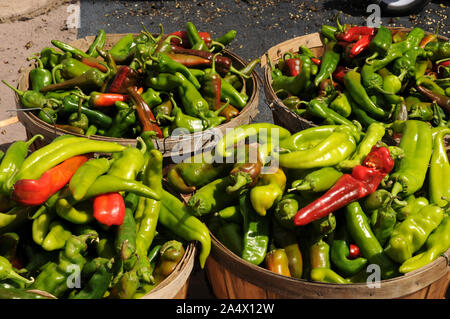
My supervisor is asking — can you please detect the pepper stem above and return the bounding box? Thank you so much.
[390,181,403,198]
[365,52,378,64]
[230,65,251,79]
[51,64,63,84]
[28,55,44,69]
[288,180,312,192]
[226,173,250,193]
[136,136,147,155]
[335,11,344,32]
[25,134,44,148]
[212,98,230,117]
[2,80,24,96]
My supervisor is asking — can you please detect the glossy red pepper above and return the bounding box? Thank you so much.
[93,192,125,226]
[88,92,128,107]
[332,66,348,84]
[348,34,373,58]
[336,26,375,42]
[362,146,394,175]
[168,31,212,48]
[12,155,88,206]
[108,66,140,94]
[311,58,321,65]
[283,58,302,77]
[294,147,394,226]
[348,244,361,259]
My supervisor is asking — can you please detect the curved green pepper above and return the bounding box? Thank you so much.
[399,215,450,273]
[69,157,111,201]
[159,190,211,268]
[385,204,444,264]
[279,127,356,169]
[345,201,397,279]
[240,189,270,266]
[390,120,432,198]
[330,226,367,277]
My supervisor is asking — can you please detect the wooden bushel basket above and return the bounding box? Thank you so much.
[15,34,260,157]
[27,242,196,299]
[205,233,449,299]
[260,28,450,138]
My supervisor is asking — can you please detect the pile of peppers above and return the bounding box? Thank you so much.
[169,121,449,284]
[0,133,211,299]
[3,22,259,138]
[270,17,450,132]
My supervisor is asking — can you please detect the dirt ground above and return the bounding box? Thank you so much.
[0,1,78,148]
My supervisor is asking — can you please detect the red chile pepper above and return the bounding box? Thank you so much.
[438,60,450,67]
[332,66,348,84]
[168,31,212,48]
[166,53,211,68]
[311,58,321,65]
[294,147,394,226]
[283,58,302,77]
[336,26,375,42]
[12,155,88,206]
[93,192,125,226]
[108,66,140,94]
[362,146,395,175]
[127,86,163,137]
[348,34,373,58]
[76,55,109,73]
[170,46,248,78]
[89,92,128,107]
[348,244,361,259]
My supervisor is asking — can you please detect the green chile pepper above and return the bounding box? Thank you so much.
[370,200,397,247]
[0,256,33,286]
[345,201,397,279]
[187,176,240,217]
[344,69,389,119]
[109,33,136,64]
[150,53,201,89]
[279,127,356,170]
[41,220,72,251]
[289,167,343,193]
[428,128,450,207]
[28,55,52,91]
[314,41,340,87]
[390,120,432,198]
[60,95,112,128]
[399,215,450,273]
[330,225,368,277]
[385,204,444,264]
[279,125,337,151]
[159,190,211,268]
[55,198,94,225]
[216,222,243,256]
[69,157,111,201]
[309,239,350,284]
[369,26,392,57]
[87,29,106,58]
[0,135,43,194]
[240,190,270,266]
[330,91,352,117]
